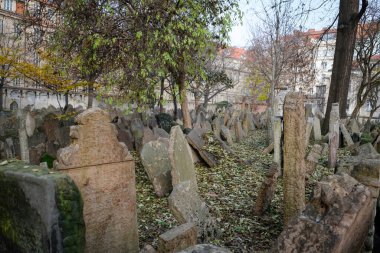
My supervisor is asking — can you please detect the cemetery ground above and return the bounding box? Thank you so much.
[135,129,348,252]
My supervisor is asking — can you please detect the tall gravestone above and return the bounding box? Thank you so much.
[273,117,282,167]
[283,92,306,224]
[169,126,198,190]
[54,108,139,253]
[328,103,339,168]
[17,109,29,163]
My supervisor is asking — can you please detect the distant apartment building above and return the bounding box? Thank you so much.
[0,0,89,110]
[304,28,380,120]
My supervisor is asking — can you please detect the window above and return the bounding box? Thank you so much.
[0,20,3,34]
[13,78,20,86]
[321,62,327,70]
[366,101,372,112]
[4,0,13,11]
[14,23,21,36]
[33,52,40,66]
[316,85,326,98]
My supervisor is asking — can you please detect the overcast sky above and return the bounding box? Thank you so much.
[229,0,339,48]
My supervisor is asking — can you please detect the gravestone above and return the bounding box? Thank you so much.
[305,144,323,176]
[255,163,280,215]
[283,92,306,224]
[142,127,157,146]
[169,126,198,190]
[153,127,170,139]
[211,117,222,139]
[313,117,322,141]
[141,139,173,197]
[186,128,218,167]
[273,117,282,166]
[328,103,339,168]
[305,117,313,147]
[340,122,354,147]
[168,181,217,241]
[179,244,232,253]
[131,118,145,153]
[17,110,29,163]
[157,223,197,253]
[54,108,139,253]
[25,111,36,137]
[234,120,245,143]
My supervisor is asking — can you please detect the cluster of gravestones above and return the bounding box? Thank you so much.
[254,93,380,253]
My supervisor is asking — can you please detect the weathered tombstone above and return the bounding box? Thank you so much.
[283,92,306,224]
[305,117,313,147]
[131,118,145,153]
[116,127,134,151]
[142,127,157,146]
[5,137,15,159]
[54,108,139,253]
[153,127,170,139]
[348,119,361,134]
[179,244,232,253]
[273,117,282,166]
[157,223,197,253]
[328,103,340,168]
[221,126,233,146]
[141,139,173,197]
[168,181,217,241]
[313,117,322,141]
[25,111,36,137]
[270,173,373,253]
[340,122,354,147]
[186,128,219,167]
[234,120,245,142]
[17,110,29,163]
[0,162,85,253]
[274,90,287,117]
[305,144,323,176]
[211,117,222,139]
[255,163,280,215]
[169,126,198,190]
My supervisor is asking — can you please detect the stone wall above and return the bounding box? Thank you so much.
[0,161,85,253]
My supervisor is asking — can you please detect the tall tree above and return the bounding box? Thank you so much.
[350,1,380,119]
[48,0,240,126]
[322,0,368,133]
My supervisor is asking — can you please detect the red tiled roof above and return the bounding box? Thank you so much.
[219,47,247,60]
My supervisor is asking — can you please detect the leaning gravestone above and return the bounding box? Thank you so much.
[221,126,233,146]
[54,108,139,253]
[186,128,219,167]
[169,126,198,190]
[153,127,170,139]
[141,139,173,197]
[168,181,217,241]
[25,111,36,137]
[142,127,157,146]
[131,118,145,153]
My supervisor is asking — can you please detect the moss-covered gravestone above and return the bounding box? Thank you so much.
[0,161,85,253]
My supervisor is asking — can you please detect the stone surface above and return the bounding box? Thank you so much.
[142,127,157,146]
[141,140,173,197]
[328,103,340,168]
[168,181,217,241]
[283,92,306,224]
[131,118,145,153]
[313,117,322,141]
[220,126,233,146]
[255,163,280,215]
[186,128,219,167]
[305,117,313,146]
[25,111,36,137]
[54,108,131,170]
[273,117,282,166]
[340,122,354,147]
[54,108,139,253]
[305,144,323,176]
[270,173,373,253]
[211,117,222,139]
[140,244,157,253]
[157,223,197,253]
[0,161,85,253]
[234,121,246,142]
[356,143,378,157]
[153,127,170,139]
[178,244,232,253]
[169,126,198,190]
[29,143,46,165]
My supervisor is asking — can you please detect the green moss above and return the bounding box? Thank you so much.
[0,171,48,253]
[40,153,56,168]
[55,177,85,253]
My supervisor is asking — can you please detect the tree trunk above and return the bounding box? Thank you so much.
[178,71,192,129]
[87,82,94,109]
[350,100,365,119]
[322,0,367,133]
[63,91,69,112]
[194,90,201,110]
[159,78,165,113]
[0,86,3,111]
